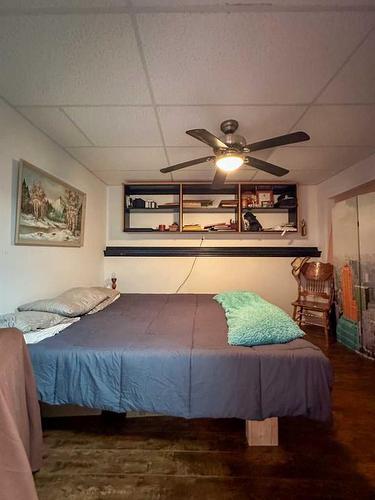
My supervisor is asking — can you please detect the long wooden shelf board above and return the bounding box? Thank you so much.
[104,246,321,257]
[124,229,296,233]
[241,208,290,213]
[183,207,237,213]
[126,207,179,213]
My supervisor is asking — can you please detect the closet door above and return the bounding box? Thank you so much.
[332,197,360,351]
[357,192,375,358]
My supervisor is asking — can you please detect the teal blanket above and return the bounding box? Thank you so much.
[214,291,304,346]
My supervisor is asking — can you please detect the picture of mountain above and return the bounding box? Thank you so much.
[15,160,86,247]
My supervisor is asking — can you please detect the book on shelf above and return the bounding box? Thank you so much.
[219,200,238,208]
[158,202,179,208]
[183,224,204,231]
[204,223,236,231]
[183,199,213,208]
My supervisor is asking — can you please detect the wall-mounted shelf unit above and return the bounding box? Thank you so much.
[124,182,298,234]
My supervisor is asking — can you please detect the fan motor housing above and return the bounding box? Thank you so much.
[220,119,246,149]
[222,133,246,148]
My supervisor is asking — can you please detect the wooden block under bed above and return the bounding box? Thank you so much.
[246,417,279,446]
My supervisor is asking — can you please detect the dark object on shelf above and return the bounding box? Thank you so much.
[300,219,307,237]
[169,223,179,232]
[132,198,146,208]
[243,211,263,232]
[275,194,297,208]
[158,224,166,232]
[104,246,321,257]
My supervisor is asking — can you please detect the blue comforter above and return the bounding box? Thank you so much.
[28,294,332,421]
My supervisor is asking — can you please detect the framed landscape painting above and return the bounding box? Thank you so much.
[15,160,86,247]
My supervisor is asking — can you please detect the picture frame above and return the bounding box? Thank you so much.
[257,190,274,207]
[15,160,86,247]
[261,200,274,208]
[248,193,258,207]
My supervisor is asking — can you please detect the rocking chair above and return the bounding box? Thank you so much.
[291,261,334,342]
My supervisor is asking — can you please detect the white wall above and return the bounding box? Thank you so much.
[317,153,375,260]
[104,184,319,313]
[0,99,106,313]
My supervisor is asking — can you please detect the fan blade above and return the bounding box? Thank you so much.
[186,129,228,150]
[160,156,214,173]
[212,168,227,187]
[248,131,310,152]
[247,157,289,177]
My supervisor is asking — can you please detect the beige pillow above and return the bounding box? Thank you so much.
[0,311,68,333]
[18,287,110,317]
[87,289,120,314]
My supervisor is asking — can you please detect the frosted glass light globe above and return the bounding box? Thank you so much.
[215,154,244,172]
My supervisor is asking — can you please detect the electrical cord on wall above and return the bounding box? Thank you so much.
[175,237,204,294]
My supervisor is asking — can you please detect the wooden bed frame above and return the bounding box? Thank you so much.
[40,403,279,446]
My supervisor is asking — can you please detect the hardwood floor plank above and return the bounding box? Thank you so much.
[35,327,375,499]
[35,475,375,500]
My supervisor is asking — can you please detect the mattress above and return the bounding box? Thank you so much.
[28,294,332,421]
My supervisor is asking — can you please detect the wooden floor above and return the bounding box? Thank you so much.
[35,328,375,499]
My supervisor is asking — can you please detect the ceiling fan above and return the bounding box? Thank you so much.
[160,119,310,186]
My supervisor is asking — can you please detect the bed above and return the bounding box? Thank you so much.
[28,294,332,446]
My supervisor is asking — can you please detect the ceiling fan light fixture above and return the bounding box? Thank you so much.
[215,153,244,172]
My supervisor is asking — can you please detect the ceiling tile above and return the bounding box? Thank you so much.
[133,0,375,6]
[171,169,214,182]
[167,147,214,170]
[17,107,91,147]
[253,169,338,184]
[3,1,374,10]
[92,169,167,185]
[0,14,151,105]
[227,169,258,182]
[267,146,375,172]
[296,105,375,146]
[0,1,128,10]
[171,165,257,182]
[138,12,375,104]
[159,106,306,146]
[317,29,375,104]
[68,147,167,170]
[63,107,163,146]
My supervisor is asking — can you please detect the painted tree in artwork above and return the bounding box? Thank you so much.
[62,189,82,234]
[29,182,47,220]
[21,179,32,214]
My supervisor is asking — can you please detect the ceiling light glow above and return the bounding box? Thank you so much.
[215,153,244,172]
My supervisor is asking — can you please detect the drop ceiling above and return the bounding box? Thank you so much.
[1,1,375,185]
